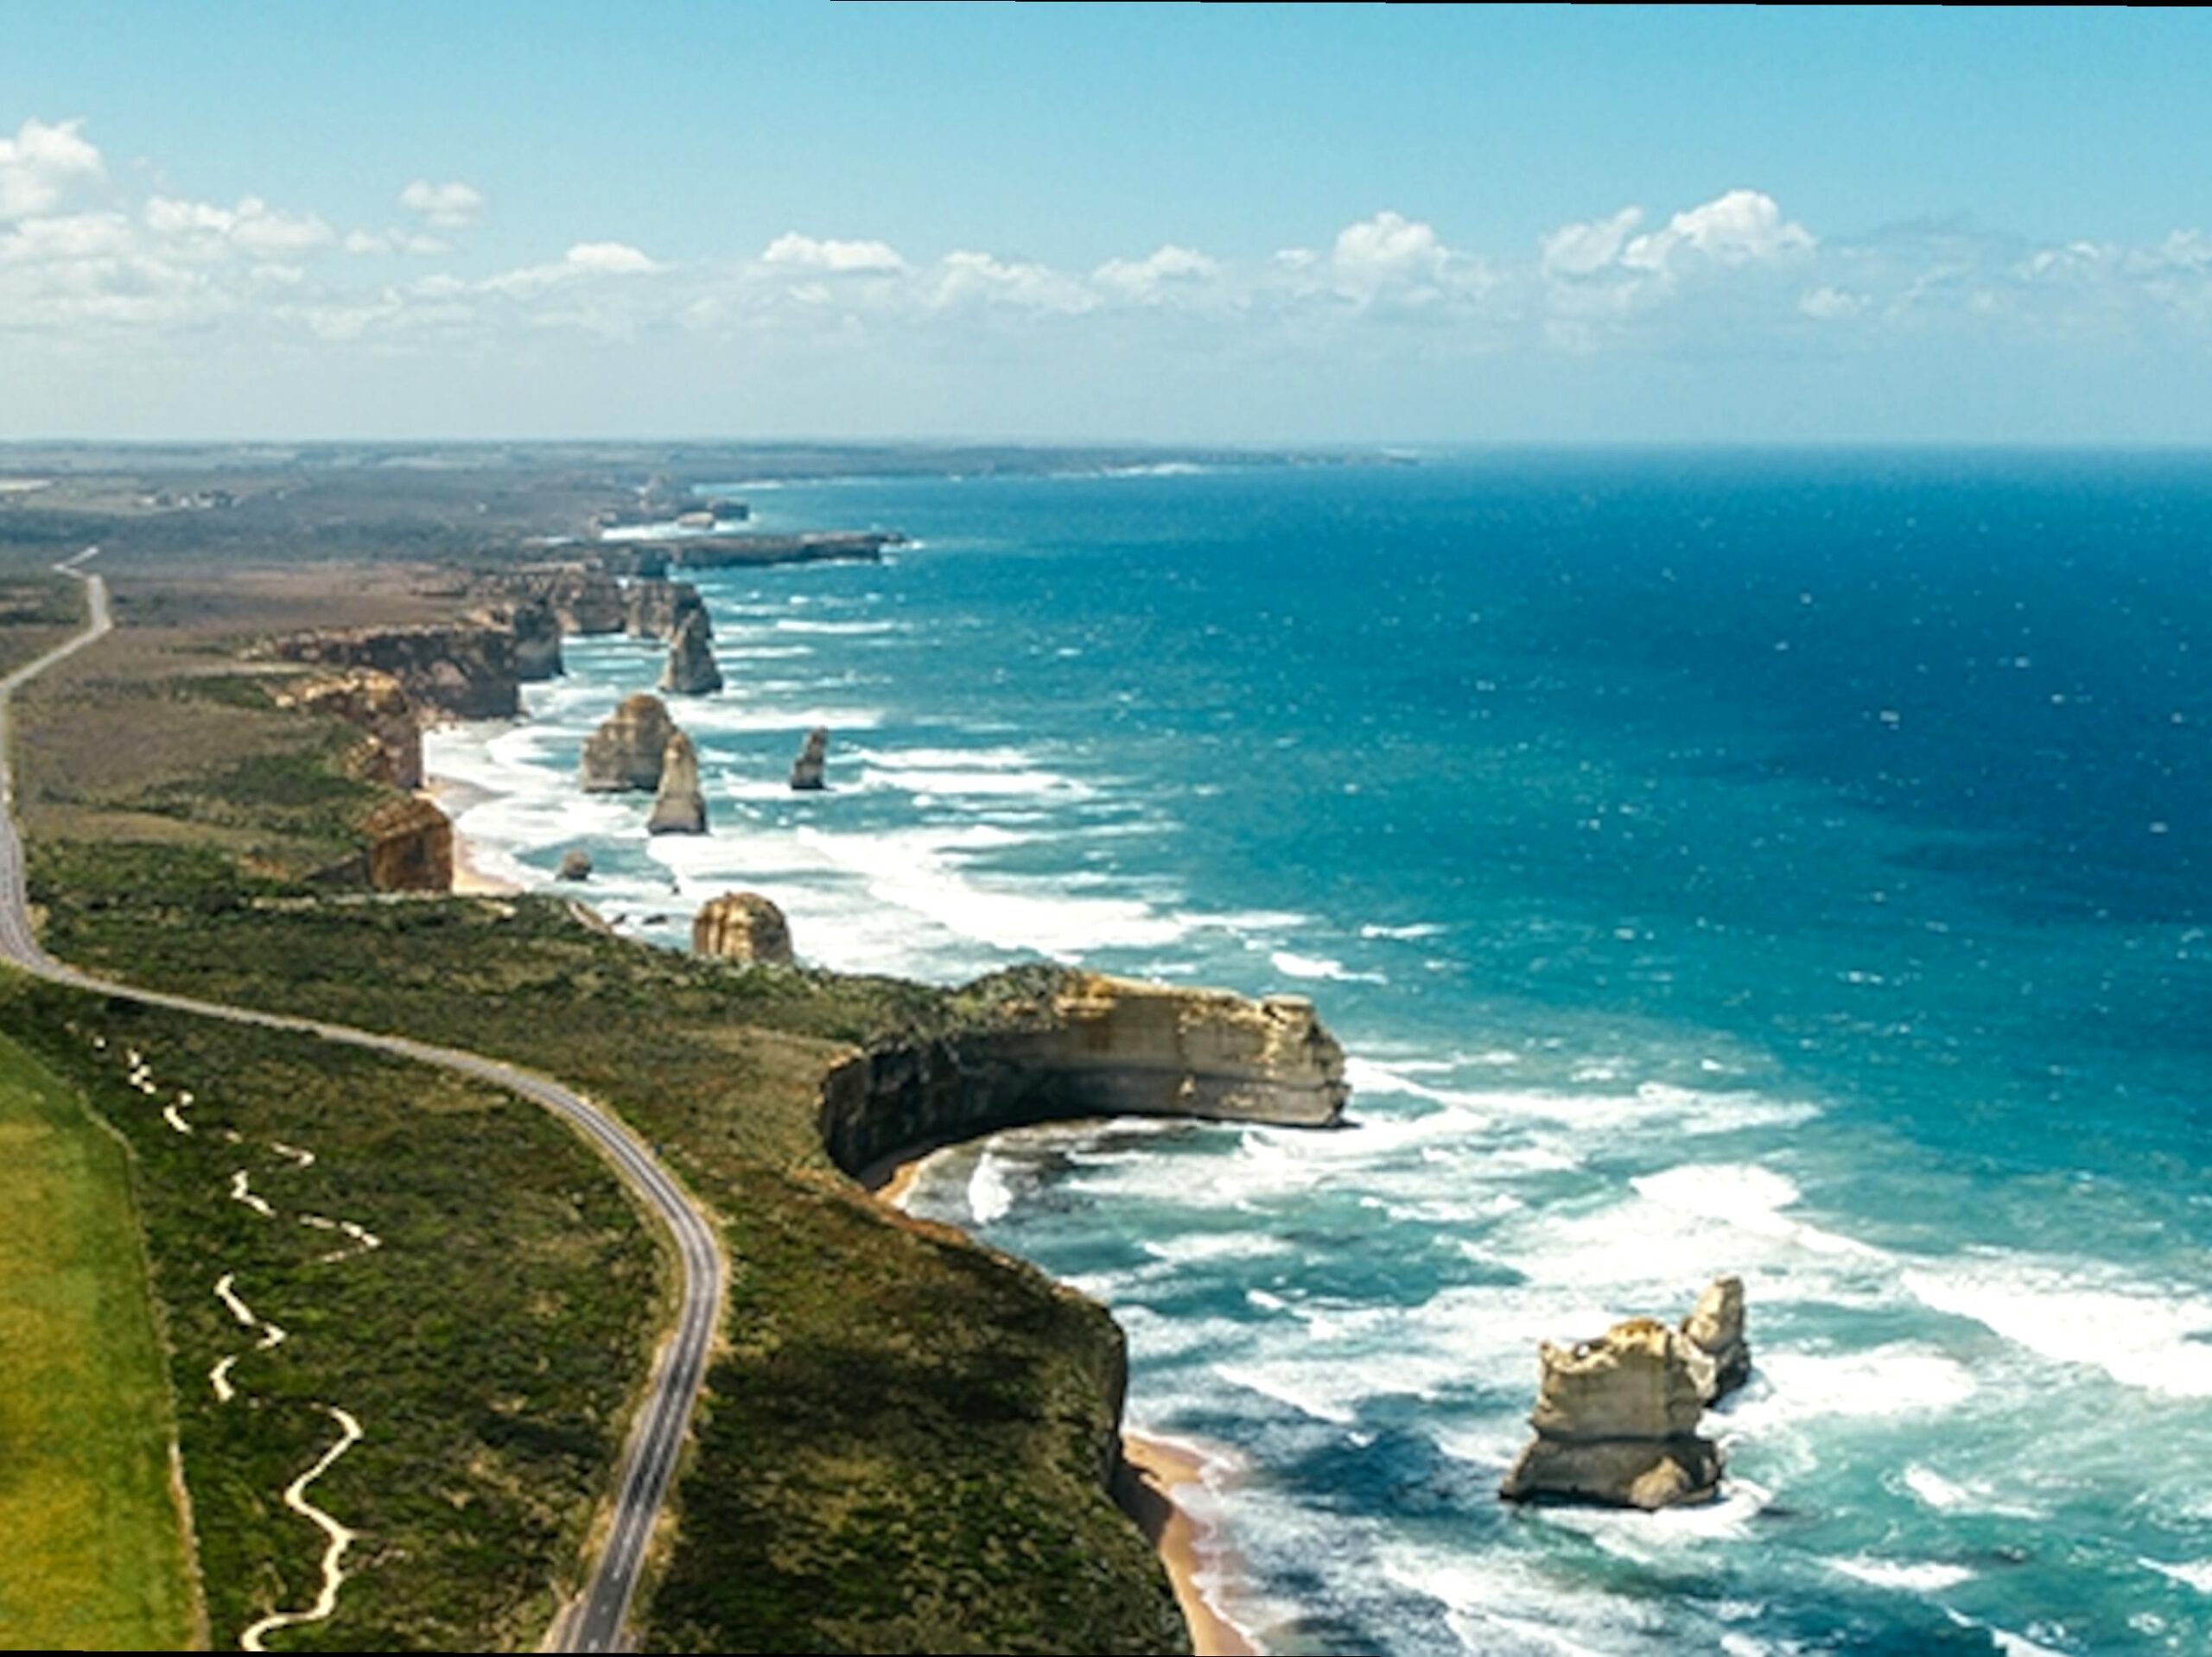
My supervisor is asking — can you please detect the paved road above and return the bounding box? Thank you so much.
[0,553,723,1653]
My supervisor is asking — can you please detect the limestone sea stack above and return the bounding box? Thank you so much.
[646,731,708,835]
[790,727,828,790]
[1681,1275,1751,1403]
[557,848,593,881]
[624,579,707,641]
[581,693,676,792]
[658,608,723,696]
[1499,1317,1723,1510]
[691,892,794,965]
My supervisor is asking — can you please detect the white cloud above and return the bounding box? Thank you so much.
[761,232,906,274]
[1541,206,1644,278]
[0,117,105,220]
[1622,188,1815,275]
[1092,243,1220,298]
[1799,284,1869,321]
[344,227,448,257]
[144,194,335,257]
[397,179,484,229]
[1332,210,1449,282]
[563,240,658,274]
[931,249,1094,314]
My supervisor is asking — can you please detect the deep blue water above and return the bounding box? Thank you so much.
[431,453,2212,1655]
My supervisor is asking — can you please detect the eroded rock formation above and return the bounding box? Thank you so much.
[275,670,423,790]
[658,608,723,696]
[692,892,793,965]
[358,797,453,892]
[1681,1275,1751,1403]
[580,693,676,792]
[646,731,708,835]
[557,848,593,881]
[817,967,1347,1177]
[491,598,565,681]
[474,565,627,635]
[790,726,828,790]
[265,625,520,721]
[624,579,706,642]
[1500,1277,1752,1511]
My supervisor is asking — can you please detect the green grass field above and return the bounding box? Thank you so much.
[0,1030,200,1651]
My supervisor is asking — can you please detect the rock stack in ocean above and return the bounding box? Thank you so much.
[624,579,706,642]
[790,726,829,790]
[581,693,676,791]
[658,608,723,696]
[646,731,708,835]
[1499,1315,1724,1510]
[556,848,593,881]
[691,892,794,965]
[1680,1275,1751,1403]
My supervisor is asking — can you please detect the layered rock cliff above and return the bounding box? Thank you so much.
[817,967,1347,1178]
[473,564,627,635]
[692,892,793,965]
[580,693,676,792]
[1500,1276,1751,1510]
[624,579,706,642]
[265,624,521,721]
[597,530,900,575]
[356,796,454,892]
[274,669,423,790]
[658,608,723,696]
[476,598,565,682]
[646,731,709,835]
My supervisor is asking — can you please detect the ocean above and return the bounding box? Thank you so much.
[427,452,2212,1656]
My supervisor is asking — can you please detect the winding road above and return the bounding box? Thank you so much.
[0,552,724,1653]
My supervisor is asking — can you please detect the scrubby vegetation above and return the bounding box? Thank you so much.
[1,529,1191,1653]
[0,973,661,1651]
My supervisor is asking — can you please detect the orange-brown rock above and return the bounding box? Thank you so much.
[691,892,793,965]
[581,693,676,792]
[264,624,519,721]
[276,670,423,790]
[359,796,454,892]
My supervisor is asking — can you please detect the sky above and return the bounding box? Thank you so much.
[3,3,2209,446]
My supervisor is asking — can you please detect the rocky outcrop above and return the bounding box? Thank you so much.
[594,530,894,577]
[580,693,676,792]
[646,731,708,835]
[817,967,1347,1178]
[1681,1275,1751,1403]
[790,727,828,790]
[474,565,628,635]
[691,892,793,965]
[359,797,453,892]
[1499,1285,1751,1511]
[478,598,564,681]
[658,609,723,696]
[557,848,593,881]
[624,579,706,642]
[275,670,423,790]
[264,625,519,721]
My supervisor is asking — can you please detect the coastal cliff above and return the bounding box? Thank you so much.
[264,623,521,721]
[274,668,423,790]
[817,965,1347,1179]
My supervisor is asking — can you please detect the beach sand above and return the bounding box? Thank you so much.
[423,778,522,896]
[1119,1433,1256,1657]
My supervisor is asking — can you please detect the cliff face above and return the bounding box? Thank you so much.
[357,796,454,892]
[474,565,627,635]
[624,579,706,641]
[817,968,1347,1177]
[647,531,900,572]
[496,598,566,681]
[581,693,675,792]
[267,625,520,721]
[658,608,723,696]
[275,669,423,790]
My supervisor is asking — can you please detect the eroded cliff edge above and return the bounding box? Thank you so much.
[816,964,1349,1180]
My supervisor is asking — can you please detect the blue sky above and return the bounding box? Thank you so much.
[3,3,2209,443]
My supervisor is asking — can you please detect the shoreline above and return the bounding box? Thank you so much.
[425,729,1276,1655]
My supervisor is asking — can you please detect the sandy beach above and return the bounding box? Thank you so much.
[1120,1433,1255,1657]
[423,777,521,896]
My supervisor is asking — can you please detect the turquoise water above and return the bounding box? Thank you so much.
[429,454,2212,1655]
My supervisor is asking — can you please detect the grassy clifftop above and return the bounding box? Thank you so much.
[5,564,1188,1653]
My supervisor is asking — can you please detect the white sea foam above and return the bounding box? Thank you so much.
[1828,1556,1976,1593]
[967,1150,1015,1226]
[1902,1463,2045,1519]
[1903,1253,2212,1399]
[1268,949,1385,983]
[1360,922,1446,941]
[1140,1232,1292,1265]
[1727,1347,1979,1430]
[2141,1557,2212,1595]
